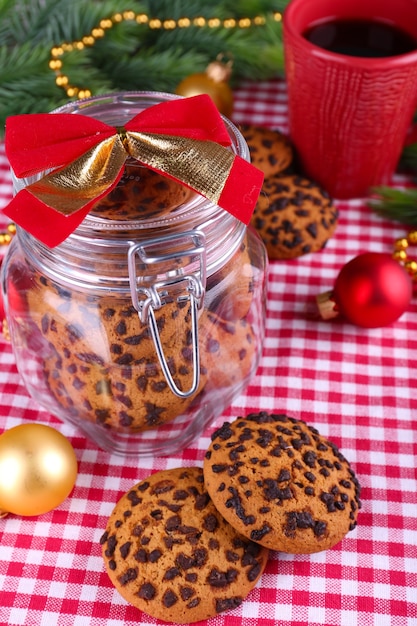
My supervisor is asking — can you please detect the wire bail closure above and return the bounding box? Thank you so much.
[127,230,206,398]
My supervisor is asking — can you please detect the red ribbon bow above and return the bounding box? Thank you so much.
[4,95,263,247]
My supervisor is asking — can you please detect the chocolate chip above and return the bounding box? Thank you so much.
[148,549,162,563]
[207,568,238,588]
[304,472,316,483]
[165,515,181,531]
[212,422,234,441]
[209,538,219,550]
[126,490,141,507]
[216,597,243,614]
[164,566,181,580]
[173,489,189,501]
[137,582,156,600]
[320,492,337,512]
[76,352,104,366]
[263,478,293,501]
[277,469,291,482]
[247,560,262,582]
[225,487,256,526]
[303,450,317,468]
[134,549,147,563]
[119,542,131,559]
[115,320,127,335]
[229,444,246,461]
[99,531,108,545]
[104,534,117,557]
[176,549,207,570]
[180,586,195,601]
[118,567,137,585]
[314,520,327,537]
[211,464,228,473]
[256,429,274,447]
[226,550,240,563]
[116,353,134,366]
[250,525,271,541]
[203,513,219,532]
[194,493,210,510]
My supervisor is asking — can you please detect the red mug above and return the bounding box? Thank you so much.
[283,0,417,199]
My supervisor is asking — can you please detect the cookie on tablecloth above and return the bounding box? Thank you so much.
[203,412,361,554]
[100,466,269,623]
[239,123,293,177]
[251,174,338,259]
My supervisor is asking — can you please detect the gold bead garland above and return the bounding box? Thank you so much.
[0,223,16,340]
[49,10,283,100]
[0,222,16,246]
[393,230,417,279]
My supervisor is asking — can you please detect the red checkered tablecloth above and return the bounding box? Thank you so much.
[0,79,417,626]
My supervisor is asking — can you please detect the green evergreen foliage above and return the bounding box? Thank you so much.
[369,187,417,226]
[0,0,287,133]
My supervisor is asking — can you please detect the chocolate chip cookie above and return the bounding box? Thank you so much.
[100,467,269,623]
[28,279,204,433]
[90,161,195,221]
[199,311,257,391]
[239,124,293,177]
[203,412,361,554]
[251,174,339,259]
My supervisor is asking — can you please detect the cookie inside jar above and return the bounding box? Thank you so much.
[89,160,196,222]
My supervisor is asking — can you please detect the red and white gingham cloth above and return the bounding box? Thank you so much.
[0,79,416,626]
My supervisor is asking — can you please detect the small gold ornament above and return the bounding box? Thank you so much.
[393,230,417,279]
[0,423,78,517]
[176,55,234,117]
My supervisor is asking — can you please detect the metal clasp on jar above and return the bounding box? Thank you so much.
[127,230,206,398]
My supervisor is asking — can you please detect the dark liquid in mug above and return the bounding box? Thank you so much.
[303,18,417,58]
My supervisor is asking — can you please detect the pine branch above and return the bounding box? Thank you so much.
[103,49,212,93]
[369,186,417,226]
[0,0,288,136]
[369,140,417,224]
[0,0,147,45]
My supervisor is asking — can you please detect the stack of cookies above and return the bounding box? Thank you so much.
[25,163,265,440]
[239,124,339,260]
[100,412,361,623]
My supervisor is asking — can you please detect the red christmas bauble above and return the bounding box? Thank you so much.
[332,252,412,328]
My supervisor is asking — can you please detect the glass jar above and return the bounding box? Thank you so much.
[1,92,268,457]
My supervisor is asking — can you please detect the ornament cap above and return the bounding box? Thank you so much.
[316,290,339,320]
[206,58,233,83]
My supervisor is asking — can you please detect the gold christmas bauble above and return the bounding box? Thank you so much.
[176,58,234,118]
[0,423,78,517]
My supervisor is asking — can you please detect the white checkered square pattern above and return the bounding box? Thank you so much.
[0,80,416,625]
